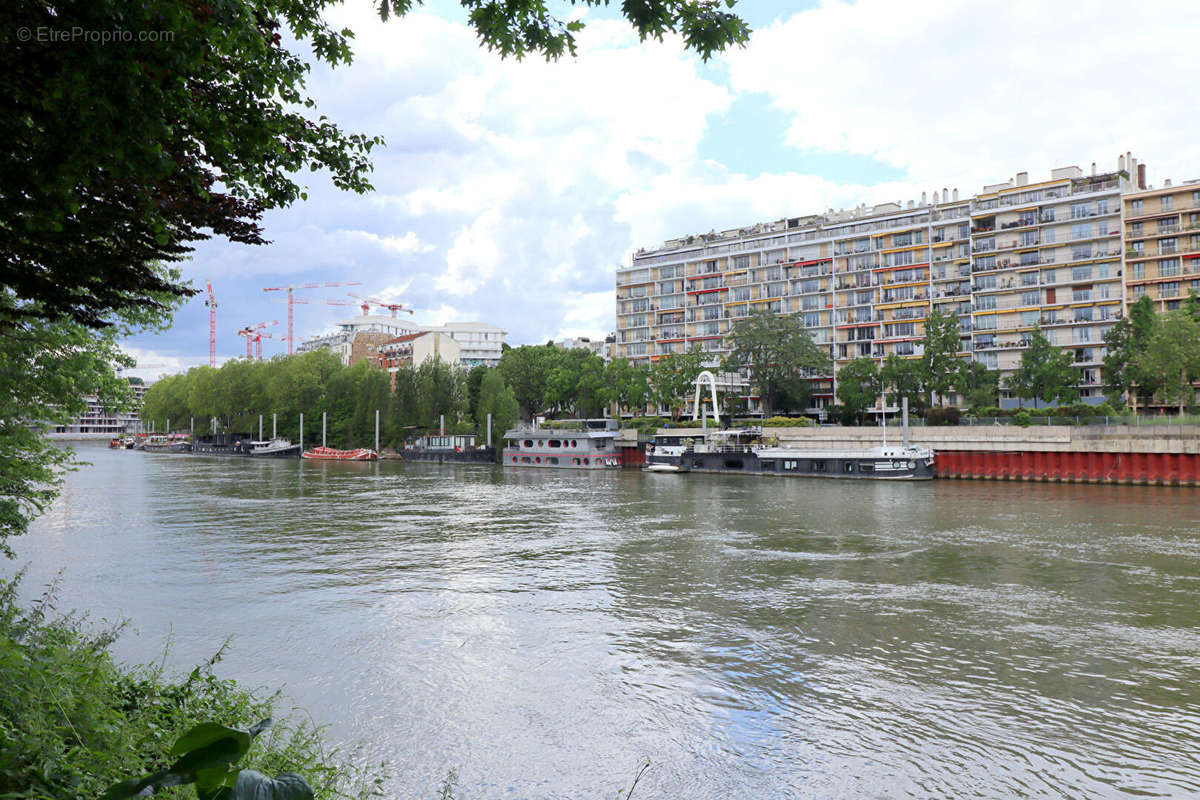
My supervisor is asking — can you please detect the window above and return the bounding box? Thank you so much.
[1131,263,1145,279]
[1072,245,1093,260]
[1162,282,1181,298]
[1074,307,1093,322]
[1162,195,1174,211]
[1072,266,1092,281]
[1161,238,1178,255]
[1193,190,1200,207]
[1097,199,1110,215]
[975,315,997,330]
[975,274,997,290]
[1021,291,1039,306]
[1072,287,1092,302]
[803,312,821,328]
[1131,199,1144,214]
[1160,258,1180,277]
[549,439,562,448]
[1071,223,1092,240]
[1070,203,1091,219]
[1021,310,1040,326]
[976,294,997,310]
[733,255,750,269]
[1131,284,1146,298]
[1131,223,1144,237]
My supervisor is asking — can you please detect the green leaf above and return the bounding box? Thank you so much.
[171,722,250,756]
[230,770,315,800]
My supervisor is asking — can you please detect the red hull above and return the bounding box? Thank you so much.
[301,447,378,461]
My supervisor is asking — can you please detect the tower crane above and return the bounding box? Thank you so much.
[235,320,278,360]
[262,280,361,355]
[204,280,217,367]
[347,293,415,318]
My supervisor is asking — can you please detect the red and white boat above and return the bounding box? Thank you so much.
[301,446,378,461]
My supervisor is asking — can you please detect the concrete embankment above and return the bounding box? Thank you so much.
[764,425,1200,485]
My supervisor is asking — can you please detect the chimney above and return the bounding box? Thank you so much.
[1165,179,1173,188]
[942,188,949,203]
[1138,163,1147,190]
[1119,154,1125,171]
[921,191,927,205]
[907,200,914,209]
[1016,171,1029,187]
[952,188,959,201]
[1091,162,1096,176]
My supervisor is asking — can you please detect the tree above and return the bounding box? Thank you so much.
[724,311,831,415]
[954,360,1000,411]
[1005,326,1079,408]
[650,349,705,419]
[1103,294,1159,412]
[2,2,747,332]
[835,358,880,423]
[921,309,961,406]
[605,358,651,416]
[880,354,925,414]
[1136,310,1200,415]
[475,369,520,458]
[499,344,558,419]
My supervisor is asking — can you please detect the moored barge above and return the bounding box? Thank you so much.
[502,419,622,469]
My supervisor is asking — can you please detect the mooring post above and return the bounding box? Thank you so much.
[166,418,170,435]
[375,409,380,453]
[272,413,276,439]
[902,397,910,447]
[190,417,194,435]
[299,412,304,452]
[440,414,445,436]
[487,413,492,447]
[258,414,263,441]
[322,412,326,447]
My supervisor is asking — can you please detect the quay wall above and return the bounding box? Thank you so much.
[652,425,1200,485]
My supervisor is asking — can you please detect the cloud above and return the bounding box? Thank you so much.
[723,0,1200,189]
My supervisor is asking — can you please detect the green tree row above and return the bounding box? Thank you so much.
[1104,294,1200,414]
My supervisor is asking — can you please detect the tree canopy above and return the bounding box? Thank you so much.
[1005,326,1079,408]
[724,311,831,415]
[1,0,747,331]
[835,357,879,422]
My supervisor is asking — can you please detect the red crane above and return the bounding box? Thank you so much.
[204,279,217,367]
[236,320,278,360]
[262,281,361,355]
[348,293,415,318]
[253,331,274,361]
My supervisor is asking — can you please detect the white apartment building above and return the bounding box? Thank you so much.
[616,155,1144,411]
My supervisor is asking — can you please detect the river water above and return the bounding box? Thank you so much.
[10,443,1200,798]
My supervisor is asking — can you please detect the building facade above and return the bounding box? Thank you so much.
[616,155,1168,411]
[50,381,149,438]
[1122,181,1200,310]
[299,313,505,368]
[377,331,461,374]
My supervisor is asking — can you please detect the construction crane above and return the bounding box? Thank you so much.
[348,292,414,318]
[204,279,217,367]
[262,281,361,355]
[253,331,274,361]
[236,321,278,360]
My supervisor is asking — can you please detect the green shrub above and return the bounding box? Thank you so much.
[0,573,381,800]
[761,416,813,427]
[1013,410,1033,427]
[924,407,961,426]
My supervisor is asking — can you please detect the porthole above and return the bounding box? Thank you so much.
[583,458,589,465]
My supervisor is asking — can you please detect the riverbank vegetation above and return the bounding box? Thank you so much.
[0,572,381,799]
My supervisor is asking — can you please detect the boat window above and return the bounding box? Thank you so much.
[583,458,589,465]
[861,463,874,473]
[524,440,533,448]
[548,457,558,465]
[511,457,517,463]
[571,440,577,447]
[549,440,561,448]
[538,440,543,447]
[812,460,826,472]
[844,462,854,473]
[535,457,541,464]
[761,460,775,471]
[572,458,579,465]
[521,456,532,463]
[595,440,607,449]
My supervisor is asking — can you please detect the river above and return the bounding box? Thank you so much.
[9,443,1200,798]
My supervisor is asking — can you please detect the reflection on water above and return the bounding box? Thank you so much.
[11,444,1200,798]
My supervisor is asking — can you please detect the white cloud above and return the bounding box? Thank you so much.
[724,0,1200,190]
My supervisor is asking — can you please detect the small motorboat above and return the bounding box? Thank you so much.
[301,446,378,461]
[248,438,301,458]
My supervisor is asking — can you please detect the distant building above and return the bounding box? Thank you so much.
[552,335,614,362]
[377,331,461,377]
[298,313,505,367]
[49,381,149,439]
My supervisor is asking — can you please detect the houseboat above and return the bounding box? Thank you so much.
[248,438,301,458]
[648,428,934,480]
[402,434,495,464]
[501,419,622,469]
[192,432,255,456]
[301,446,378,461]
[142,434,192,454]
[644,370,934,480]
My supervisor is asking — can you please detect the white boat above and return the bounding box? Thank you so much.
[248,438,302,458]
[502,419,623,469]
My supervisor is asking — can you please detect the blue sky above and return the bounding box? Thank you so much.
[124,0,1200,378]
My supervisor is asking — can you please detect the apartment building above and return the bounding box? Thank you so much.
[616,156,1149,411]
[1122,181,1200,310]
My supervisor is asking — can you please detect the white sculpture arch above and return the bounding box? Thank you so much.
[691,370,720,425]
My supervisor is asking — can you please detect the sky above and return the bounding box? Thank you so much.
[124,0,1200,380]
